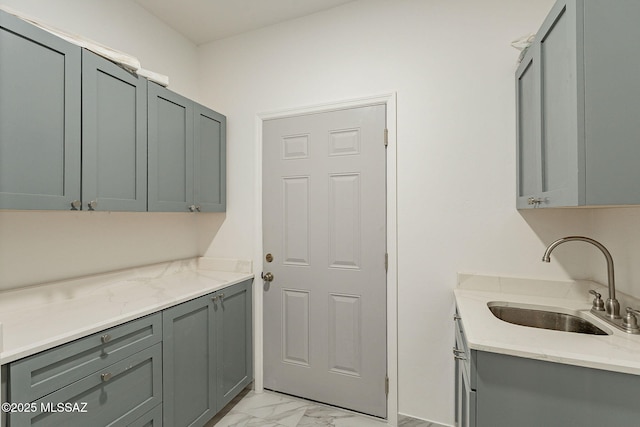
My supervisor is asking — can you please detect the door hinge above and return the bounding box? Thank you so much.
[385,253,388,272]
[385,375,389,396]
[384,128,388,147]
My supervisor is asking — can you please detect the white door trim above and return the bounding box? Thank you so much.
[253,93,398,427]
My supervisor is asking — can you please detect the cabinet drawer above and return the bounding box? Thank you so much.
[128,403,162,427]
[9,313,161,402]
[9,343,162,427]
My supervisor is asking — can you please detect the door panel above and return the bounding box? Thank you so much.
[263,105,387,418]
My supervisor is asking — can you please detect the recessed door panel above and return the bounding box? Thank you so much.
[283,177,310,266]
[282,289,310,366]
[329,173,361,270]
[329,293,362,376]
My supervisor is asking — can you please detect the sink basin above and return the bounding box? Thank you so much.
[487,302,610,335]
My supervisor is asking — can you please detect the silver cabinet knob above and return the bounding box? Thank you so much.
[70,200,81,210]
[261,272,274,282]
[195,205,201,212]
[87,200,98,210]
[101,372,112,382]
[188,205,196,212]
[527,197,544,206]
[101,334,112,344]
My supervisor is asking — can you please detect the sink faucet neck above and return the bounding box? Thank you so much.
[542,236,620,318]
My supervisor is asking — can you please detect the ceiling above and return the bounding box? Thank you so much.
[134,0,357,45]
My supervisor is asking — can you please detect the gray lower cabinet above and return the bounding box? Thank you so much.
[7,313,162,427]
[0,9,81,210]
[516,0,640,208]
[5,280,252,427]
[454,309,640,427]
[214,280,253,411]
[148,82,226,213]
[162,293,216,427]
[163,279,253,427]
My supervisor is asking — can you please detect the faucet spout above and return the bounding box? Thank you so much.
[542,236,620,319]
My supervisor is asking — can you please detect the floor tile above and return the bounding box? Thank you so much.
[209,389,445,427]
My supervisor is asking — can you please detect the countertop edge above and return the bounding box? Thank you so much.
[0,268,254,365]
[454,279,640,376]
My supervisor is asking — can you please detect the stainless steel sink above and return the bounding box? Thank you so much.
[487,302,610,335]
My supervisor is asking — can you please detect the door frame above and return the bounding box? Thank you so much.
[253,93,398,426]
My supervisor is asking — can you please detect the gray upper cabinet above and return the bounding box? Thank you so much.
[194,104,226,212]
[82,50,148,212]
[148,82,226,212]
[148,83,194,212]
[516,0,640,209]
[0,10,81,210]
[1,11,225,213]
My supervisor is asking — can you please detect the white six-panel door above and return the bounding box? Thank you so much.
[262,105,387,418]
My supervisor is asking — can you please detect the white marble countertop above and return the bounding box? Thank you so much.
[454,274,640,375]
[0,258,254,365]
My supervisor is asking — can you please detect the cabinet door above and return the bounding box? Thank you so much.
[148,82,194,212]
[515,51,542,209]
[163,295,216,427]
[0,10,81,210]
[194,104,226,212]
[82,50,147,211]
[214,280,253,411]
[537,0,582,207]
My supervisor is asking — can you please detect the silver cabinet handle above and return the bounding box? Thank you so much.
[101,372,112,382]
[87,200,98,210]
[70,200,81,210]
[101,334,112,344]
[211,295,219,302]
[527,197,544,206]
[452,348,467,361]
[211,293,225,303]
[188,205,196,212]
[195,205,201,212]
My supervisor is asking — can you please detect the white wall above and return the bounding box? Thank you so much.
[4,0,638,424]
[0,0,216,290]
[196,0,597,424]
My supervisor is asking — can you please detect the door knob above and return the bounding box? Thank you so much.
[261,272,274,282]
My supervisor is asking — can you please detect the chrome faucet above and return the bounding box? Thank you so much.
[542,236,621,319]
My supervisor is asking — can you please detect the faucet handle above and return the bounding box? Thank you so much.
[626,307,640,317]
[589,290,605,311]
[623,308,640,331]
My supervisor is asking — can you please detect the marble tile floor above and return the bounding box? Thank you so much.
[206,388,445,427]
